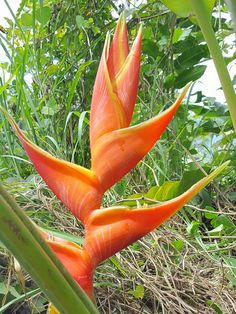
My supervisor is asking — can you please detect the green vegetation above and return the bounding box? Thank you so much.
[0,0,235,313]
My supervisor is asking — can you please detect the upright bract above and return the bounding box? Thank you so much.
[1,14,228,301]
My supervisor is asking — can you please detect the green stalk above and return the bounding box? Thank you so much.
[0,184,98,314]
[190,0,236,133]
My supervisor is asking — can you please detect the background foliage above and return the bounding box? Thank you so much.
[0,0,235,313]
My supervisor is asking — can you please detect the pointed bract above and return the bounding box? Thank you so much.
[1,109,102,223]
[90,23,142,151]
[90,33,128,149]
[39,229,94,299]
[91,84,190,190]
[85,161,229,265]
[107,13,129,81]
[112,26,142,125]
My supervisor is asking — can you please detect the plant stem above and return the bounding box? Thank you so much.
[190,0,236,133]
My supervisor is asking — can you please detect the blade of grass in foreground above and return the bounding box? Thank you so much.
[0,184,98,314]
[190,0,236,133]
[0,288,41,314]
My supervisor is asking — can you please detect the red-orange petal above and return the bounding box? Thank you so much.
[1,109,102,223]
[85,161,229,265]
[112,26,142,125]
[90,33,127,149]
[39,229,94,299]
[107,13,129,81]
[91,84,190,191]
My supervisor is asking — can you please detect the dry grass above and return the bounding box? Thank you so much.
[0,180,235,313]
[94,227,236,313]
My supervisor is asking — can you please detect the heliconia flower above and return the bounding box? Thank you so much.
[1,15,190,223]
[0,14,229,302]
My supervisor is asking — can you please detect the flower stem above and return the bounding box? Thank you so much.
[190,0,236,133]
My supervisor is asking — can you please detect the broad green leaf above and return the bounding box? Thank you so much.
[161,0,215,20]
[174,65,207,89]
[211,215,236,235]
[36,6,51,25]
[204,206,218,220]
[153,181,180,201]
[76,15,86,29]
[179,169,205,194]
[20,13,32,27]
[174,44,209,71]
[142,39,159,59]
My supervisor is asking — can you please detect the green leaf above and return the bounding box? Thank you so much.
[174,65,207,89]
[46,64,59,76]
[41,106,55,115]
[172,28,191,44]
[224,255,236,286]
[211,215,236,235]
[36,6,51,25]
[161,0,192,17]
[20,13,33,27]
[161,0,215,20]
[0,282,20,298]
[164,74,176,88]
[207,224,224,235]
[76,15,86,29]
[41,227,84,246]
[109,256,126,276]
[174,43,209,71]
[204,206,218,219]
[142,39,159,59]
[207,300,223,314]
[154,181,180,201]
[129,285,145,299]
[186,220,200,236]
[171,239,184,252]
[179,169,205,194]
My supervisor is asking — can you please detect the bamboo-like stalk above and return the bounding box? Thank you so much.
[0,184,98,314]
[190,0,236,133]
